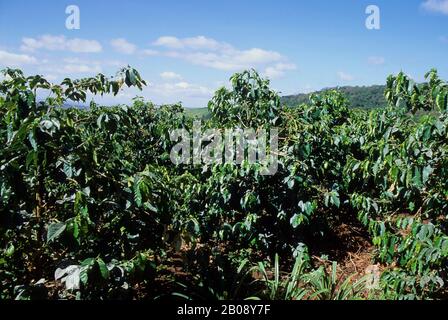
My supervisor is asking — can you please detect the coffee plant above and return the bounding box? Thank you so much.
[0,66,447,300]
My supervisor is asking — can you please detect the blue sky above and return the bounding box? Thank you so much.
[0,0,447,107]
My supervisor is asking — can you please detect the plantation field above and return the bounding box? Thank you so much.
[1,66,448,300]
[185,107,210,119]
[186,85,388,120]
[282,85,387,110]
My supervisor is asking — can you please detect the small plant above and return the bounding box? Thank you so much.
[253,251,367,301]
[254,253,310,300]
[303,261,367,300]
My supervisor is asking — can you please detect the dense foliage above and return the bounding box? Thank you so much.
[0,66,447,300]
[282,85,387,110]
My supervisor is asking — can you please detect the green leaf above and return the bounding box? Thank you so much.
[436,93,447,110]
[80,267,89,285]
[66,218,80,241]
[413,167,422,188]
[144,202,158,213]
[133,176,143,207]
[63,162,73,178]
[97,114,104,128]
[81,258,95,267]
[5,244,15,257]
[28,131,37,151]
[96,258,109,280]
[46,222,66,243]
[330,191,340,208]
[423,166,433,184]
[92,149,98,165]
[290,213,306,228]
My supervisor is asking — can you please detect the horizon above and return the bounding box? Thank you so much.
[1,0,448,108]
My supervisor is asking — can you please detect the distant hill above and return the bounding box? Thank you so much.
[185,107,210,118]
[281,85,387,110]
[172,85,389,117]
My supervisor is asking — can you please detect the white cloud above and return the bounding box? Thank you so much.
[236,48,283,65]
[153,35,231,51]
[174,82,190,89]
[37,58,104,75]
[43,74,58,81]
[62,64,102,74]
[151,35,294,74]
[173,48,280,70]
[142,49,159,56]
[106,80,214,108]
[110,38,137,54]
[21,35,102,53]
[149,81,214,98]
[62,57,124,67]
[39,64,102,75]
[263,63,297,79]
[160,71,182,80]
[422,0,448,14]
[153,36,184,49]
[368,56,385,65]
[0,50,37,66]
[338,71,354,81]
